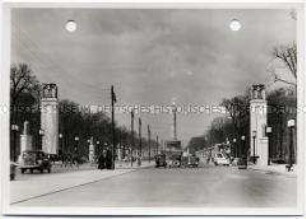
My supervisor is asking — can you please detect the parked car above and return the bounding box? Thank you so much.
[18,150,52,174]
[213,153,230,166]
[10,162,18,180]
[168,154,181,168]
[189,155,200,168]
[181,155,200,168]
[155,154,167,168]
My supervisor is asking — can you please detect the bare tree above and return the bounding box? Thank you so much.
[220,94,250,138]
[10,63,40,105]
[272,42,297,80]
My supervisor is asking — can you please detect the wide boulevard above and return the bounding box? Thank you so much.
[12,164,296,208]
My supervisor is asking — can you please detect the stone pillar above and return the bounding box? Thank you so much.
[20,121,33,152]
[41,84,59,155]
[250,84,268,166]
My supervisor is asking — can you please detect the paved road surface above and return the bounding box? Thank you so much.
[13,166,296,208]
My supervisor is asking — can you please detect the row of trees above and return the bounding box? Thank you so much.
[58,99,158,158]
[10,63,157,160]
[187,42,297,163]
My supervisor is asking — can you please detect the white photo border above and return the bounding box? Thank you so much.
[0,0,304,216]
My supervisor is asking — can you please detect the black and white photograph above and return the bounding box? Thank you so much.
[0,1,304,216]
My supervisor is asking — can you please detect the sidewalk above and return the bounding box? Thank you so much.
[247,163,297,177]
[10,161,154,204]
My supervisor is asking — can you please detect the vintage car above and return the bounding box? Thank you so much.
[168,154,181,168]
[189,155,200,168]
[213,153,230,166]
[18,150,52,174]
[181,155,200,168]
[154,154,167,168]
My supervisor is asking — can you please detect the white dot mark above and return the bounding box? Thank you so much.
[186,70,193,76]
[65,20,77,33]
[230,19,242,31]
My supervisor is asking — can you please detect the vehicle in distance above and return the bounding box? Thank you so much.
[18,150,52,174]
[154,154,167,168]
[181,154,200,168]
[213,153,230,166]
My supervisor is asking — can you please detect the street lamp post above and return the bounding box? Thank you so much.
[233,138,237,158]
[252,130,257,164]
[11,124,19,161]
[266,126,272,165]
[240,135,245,159]
[104,142,107,152]
[111,85,116,170]
[241,135,247,168]
[59,133,63,155]
[87,138,91,156]
[147,125,151,163]
[139,118,142,158]
[74,136,79,157]
[130,110,135,166]
[156,135,159,155]
[287,119,295,171]
[96,141,100,162]
[39,129,45,151]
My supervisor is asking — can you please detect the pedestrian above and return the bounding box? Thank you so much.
[137,153,141,167]
[73,155,79,169]
[106,148,113,169]
[98,151,106,170]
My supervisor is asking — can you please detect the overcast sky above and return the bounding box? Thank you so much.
[11,8,296,146]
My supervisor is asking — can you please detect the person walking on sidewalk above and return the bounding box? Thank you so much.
[106,148,113,169]
[137,153,142,167]
[98,150,106,170]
